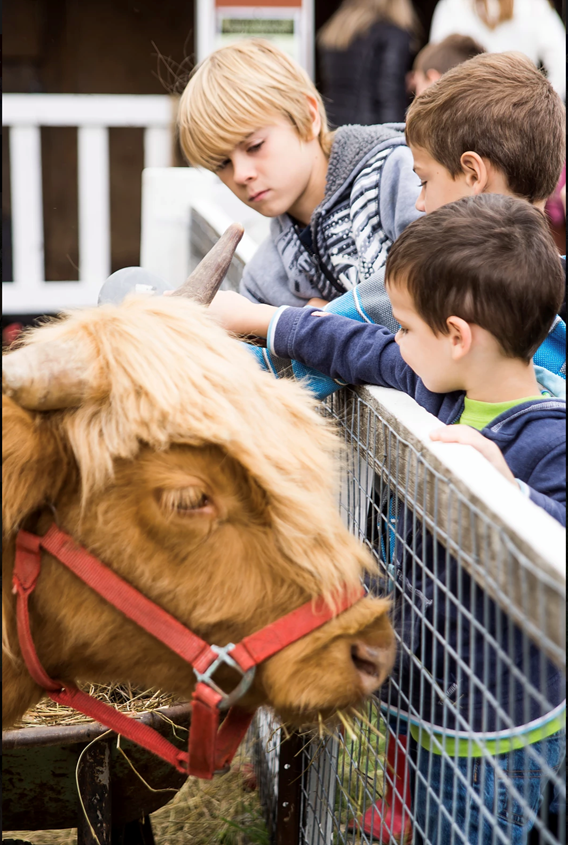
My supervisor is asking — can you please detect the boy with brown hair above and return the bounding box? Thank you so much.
[410,32,486,96]
[209,194,566,844]
[406,50,564,212]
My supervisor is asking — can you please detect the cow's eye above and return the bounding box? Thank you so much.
[158,486,214,515]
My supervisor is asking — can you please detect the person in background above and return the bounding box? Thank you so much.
[409,32,486,96]
[430,0,566,100]
[317,0,420,126]
[545,162,566,257]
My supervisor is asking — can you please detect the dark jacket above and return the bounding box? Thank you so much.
[319,22,413,127]
[270,307,566,730]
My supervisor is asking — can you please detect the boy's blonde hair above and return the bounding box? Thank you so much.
[178,39,333,171]
[406,51,566,203]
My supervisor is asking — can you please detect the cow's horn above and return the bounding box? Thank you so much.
[170,222,245,304]
[2,341,93,410]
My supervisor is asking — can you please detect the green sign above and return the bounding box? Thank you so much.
[221,19,294,36]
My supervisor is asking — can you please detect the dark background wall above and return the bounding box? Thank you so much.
[3,0,565,281]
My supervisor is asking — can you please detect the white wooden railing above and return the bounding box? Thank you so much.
[3,94,175,314]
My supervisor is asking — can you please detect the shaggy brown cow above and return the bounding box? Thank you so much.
[2,293,394,733]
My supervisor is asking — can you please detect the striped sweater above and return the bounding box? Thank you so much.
[239,123,422,306]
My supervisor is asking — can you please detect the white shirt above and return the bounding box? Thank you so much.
[430,0,566,99]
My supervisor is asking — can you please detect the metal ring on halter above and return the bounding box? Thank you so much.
[193,643,256,711]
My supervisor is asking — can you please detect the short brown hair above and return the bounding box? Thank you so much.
[413,34,485,75]
[385,195,564,362]
[406,52,566,203]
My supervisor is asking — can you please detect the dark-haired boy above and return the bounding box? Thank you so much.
[210,194,566,843]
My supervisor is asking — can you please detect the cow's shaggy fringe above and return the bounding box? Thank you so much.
[4,296,370,604]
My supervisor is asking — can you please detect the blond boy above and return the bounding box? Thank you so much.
[178,38,421,308]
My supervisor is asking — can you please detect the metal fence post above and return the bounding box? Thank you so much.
[76,738,111,844]
[276,732,305,845]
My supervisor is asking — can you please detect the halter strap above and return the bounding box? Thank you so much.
[13,526,364,778]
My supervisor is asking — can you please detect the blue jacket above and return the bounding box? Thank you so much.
[270,307,566,525]
[270,306,566,729]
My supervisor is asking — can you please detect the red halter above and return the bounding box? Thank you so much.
[12,525,364,779]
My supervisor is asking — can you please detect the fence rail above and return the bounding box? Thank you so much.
[3,94,175,314]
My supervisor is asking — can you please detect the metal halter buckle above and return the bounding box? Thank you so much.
[193,643,256,711]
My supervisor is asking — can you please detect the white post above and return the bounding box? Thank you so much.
[10,125,45,288]
[144,126,172,169]
[78,126,111,282]
[196,0,215,64]
[303,0,315,79]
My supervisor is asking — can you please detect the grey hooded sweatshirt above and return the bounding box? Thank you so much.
[239,123,422,306]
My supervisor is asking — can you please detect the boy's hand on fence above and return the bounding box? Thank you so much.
[208,290,277,338]
[429,426,517,485]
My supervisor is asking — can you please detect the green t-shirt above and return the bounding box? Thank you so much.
[458,393,551,431]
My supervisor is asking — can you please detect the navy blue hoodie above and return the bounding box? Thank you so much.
[270,307,566,730]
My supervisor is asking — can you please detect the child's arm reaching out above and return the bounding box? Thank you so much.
[208,290,422,395]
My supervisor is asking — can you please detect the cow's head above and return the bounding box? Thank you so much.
[2,294,394,729]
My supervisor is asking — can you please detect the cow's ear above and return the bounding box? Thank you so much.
[2,396,68,536]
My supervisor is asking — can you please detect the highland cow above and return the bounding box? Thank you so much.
[2,290,394,734]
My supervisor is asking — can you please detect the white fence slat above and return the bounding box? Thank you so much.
[78,126,111,282]
[3,94,174,128]
[140,168,270,286]
[144,126,172,169]
[10,125,45,288]
[2,282,102,314]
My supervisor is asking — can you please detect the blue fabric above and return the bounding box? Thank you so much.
[410,730,566,845]
[534,316,566,379]
[259,296,566,400]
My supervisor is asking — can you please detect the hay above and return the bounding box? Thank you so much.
[8,683,182,730]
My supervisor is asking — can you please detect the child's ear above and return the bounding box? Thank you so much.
[446,316,473,360]
[459,152,489,195]
[425,69,442,86]
[306,95,322,139]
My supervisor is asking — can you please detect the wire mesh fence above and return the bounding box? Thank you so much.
[251,385,566,845]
